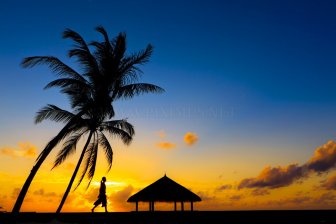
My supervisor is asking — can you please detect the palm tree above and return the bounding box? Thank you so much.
[43,105,135,213]
[12,26,164,213]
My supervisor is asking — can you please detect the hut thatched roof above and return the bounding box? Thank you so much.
[127,175,201,202]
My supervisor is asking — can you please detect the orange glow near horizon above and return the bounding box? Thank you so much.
[0,139,336,212]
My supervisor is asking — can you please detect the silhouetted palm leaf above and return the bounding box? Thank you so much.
[35,104,76,124]
[98,132,113,171]
[116,83,164,99]
[53,130,88,169]
[21,56,83,79]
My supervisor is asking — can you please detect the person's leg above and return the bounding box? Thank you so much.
[92,204,98,212]
[102,196,107,212]
[92,197,102,212]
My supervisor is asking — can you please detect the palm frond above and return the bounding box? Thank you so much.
[91,27,114,80]
[21,56,84,80]
[95,26,111,47]
[119,44,153,76]
[115,83,165,99]
[98,132,113,171]
[90,41,105,58]
[44,78,90,90]
[133,44,153,65]
[74,132,98,190]
[102,120,134,145]
[86,138,98,188]
[63,29,90,52]
[104,119,135,135]
[112,32,127,63]
[63,29,100,82]
[74,140,95,190]
[35,113,86,162]
[52,130,87,169]
[45,79,92,110]
[35,105,76,124]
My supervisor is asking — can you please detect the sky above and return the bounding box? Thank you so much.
[1,0,336,212]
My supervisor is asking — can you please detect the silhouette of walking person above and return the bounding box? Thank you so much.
[92,177,108,213]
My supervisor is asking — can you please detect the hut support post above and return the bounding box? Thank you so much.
[191,201,193,211]
[181,201,184,211]
[136,201,138,212]
[149,201,154,211]
[174,201,177,211]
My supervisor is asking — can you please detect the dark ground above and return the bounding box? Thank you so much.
[0,210,335,224]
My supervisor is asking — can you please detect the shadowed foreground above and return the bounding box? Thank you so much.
[1,210,335,224]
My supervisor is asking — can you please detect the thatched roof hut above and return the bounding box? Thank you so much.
[127,175,201,211]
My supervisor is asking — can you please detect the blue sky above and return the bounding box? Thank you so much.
[1,0,336,211]
[1,0,336,158]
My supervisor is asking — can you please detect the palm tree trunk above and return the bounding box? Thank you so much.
[56,131,93,213]
[11,152,47,213]
[12,122,75,213]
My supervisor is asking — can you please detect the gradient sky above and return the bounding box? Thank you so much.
[1,0,336,212]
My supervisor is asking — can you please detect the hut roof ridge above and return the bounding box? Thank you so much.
[127,175,201,202]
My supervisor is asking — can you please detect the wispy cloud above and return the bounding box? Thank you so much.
[11,188,21,199]
[320,175,336,190]
[314,192,336,205]
[0,142,37,159]
[33,188,58,197]
[228,194,244,201]
[251,188,270,196]
[156,130,166,138]
[184,132,199,146]
[238,140,336,190]
[155,130,199,149]
[238,164,305,189]
[196,191,216,201]
[155,130,176,150]
[156,142,176,150]
[216,184,232,191]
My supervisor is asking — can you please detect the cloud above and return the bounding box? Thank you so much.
[216,184,232,191]
[33,188,58,197]
[320,175,336,190]
[81,185,134,211]
[0,142,37,159]
[306,141,336,173]
[228,194,243,201]
[314,192,336,204]
[156,130,166,138]
[11,188,21,199]
[287,196,311,204]
[184,132,199,146]
[251,188,270,196]
[82,187,99,202]
[33,188,45,196]
[108,185,134,211]
[196,191,216,201]
[109,185,134,203]
[265,193,336,208]
[156,142,176,150]
[238,164,305,189]
[154,130,176,150]
[154,131,198,149]
[238,141,336,190]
